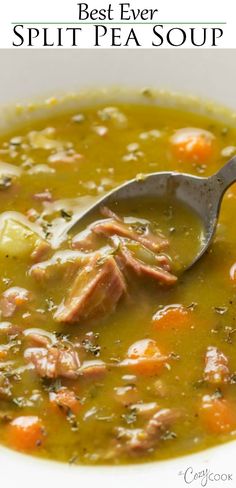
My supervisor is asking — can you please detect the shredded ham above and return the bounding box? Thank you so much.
[92,218,168,253]
[24,346,81,379]
[54,255,127,323]
[204,346,230,385]
[115,408,181,455]
[0,287,31,318]
[119,245,177,285]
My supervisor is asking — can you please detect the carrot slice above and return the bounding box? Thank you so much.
[171,128,216,163]
[121,338,167,376]
[152,304,192,330]
[7,416,45,451]
[49,388,81,415]
[0,349,7,360]
[199,396,236,434]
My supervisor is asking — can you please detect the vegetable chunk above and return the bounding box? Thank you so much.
[199,397,236,434]
[171,127,216,163]
[152,304,192,329]
[7,416,45,451]
[0,213,49,259]
[120,339,167,375]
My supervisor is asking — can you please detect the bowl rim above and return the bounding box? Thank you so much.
[1,86,236,134]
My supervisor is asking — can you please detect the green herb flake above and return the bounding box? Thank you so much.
[121,409,137,425]
[212,388,223,399]
[0,176,12,190]
[82,339,101,357]
[60,209,73,221]
[161,430,177,441]
[42,377,62,393]
[214,306,228,315]
[141,88,154,98]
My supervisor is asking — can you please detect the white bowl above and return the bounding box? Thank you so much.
[0,49,236,488]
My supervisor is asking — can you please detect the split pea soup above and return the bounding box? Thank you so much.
[0,99,236,465]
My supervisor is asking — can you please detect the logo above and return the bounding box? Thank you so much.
[178,466,233,486]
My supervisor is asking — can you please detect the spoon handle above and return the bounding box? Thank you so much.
[211,155,236,195]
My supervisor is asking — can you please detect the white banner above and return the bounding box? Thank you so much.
[0,0,235,48]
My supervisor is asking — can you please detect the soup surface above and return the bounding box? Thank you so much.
[0,98,236,465]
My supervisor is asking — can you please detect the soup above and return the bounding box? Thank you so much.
[0,97,236,465]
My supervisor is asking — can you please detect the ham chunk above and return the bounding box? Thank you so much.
[0,373,12,399]
[33,190,53,202]
[23,328,57,347]
[92,216,168,253]
[204,346,230,385]
[0,287,31,318]
[114,385,139,406]
[119,245,177,285]
[30,250,88,283]
[24,346,80,379]
[49,388,81,414]
[71,228,101,252]
[146,408,180,439]
[31,240,51,263]
[115,408,180,455]
[54,255,126,324]
[78,359,107,379]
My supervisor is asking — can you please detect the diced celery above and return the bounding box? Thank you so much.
[126,240,157,265]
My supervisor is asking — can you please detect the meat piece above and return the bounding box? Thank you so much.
[48,152,83,164]
[0,322,22,336]
[100,206,123,221]
[71,228,100,252]
[78,360,107,379]
[119,245,177,285]
[0,373,12,399]
[31,240,51,263]
[33,190,53,202]
[24,346,80,379]
[30,250,89,283]
[115,427,144,453]
[0,287,31,318]
[49,388,81,414]
[130,402,159,418]
[145,408,180,438]
[204,346,230,385]
[114,385,139,406]
[54,255,126,324]
[23,328,57,347]
[92,217,168,253]
[116,408,180,454]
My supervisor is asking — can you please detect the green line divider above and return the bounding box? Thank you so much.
[11,22,227,25]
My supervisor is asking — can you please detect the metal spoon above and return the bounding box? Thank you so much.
[59,156,236,270]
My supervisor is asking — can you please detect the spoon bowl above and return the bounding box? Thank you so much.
[59,157,236,271]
